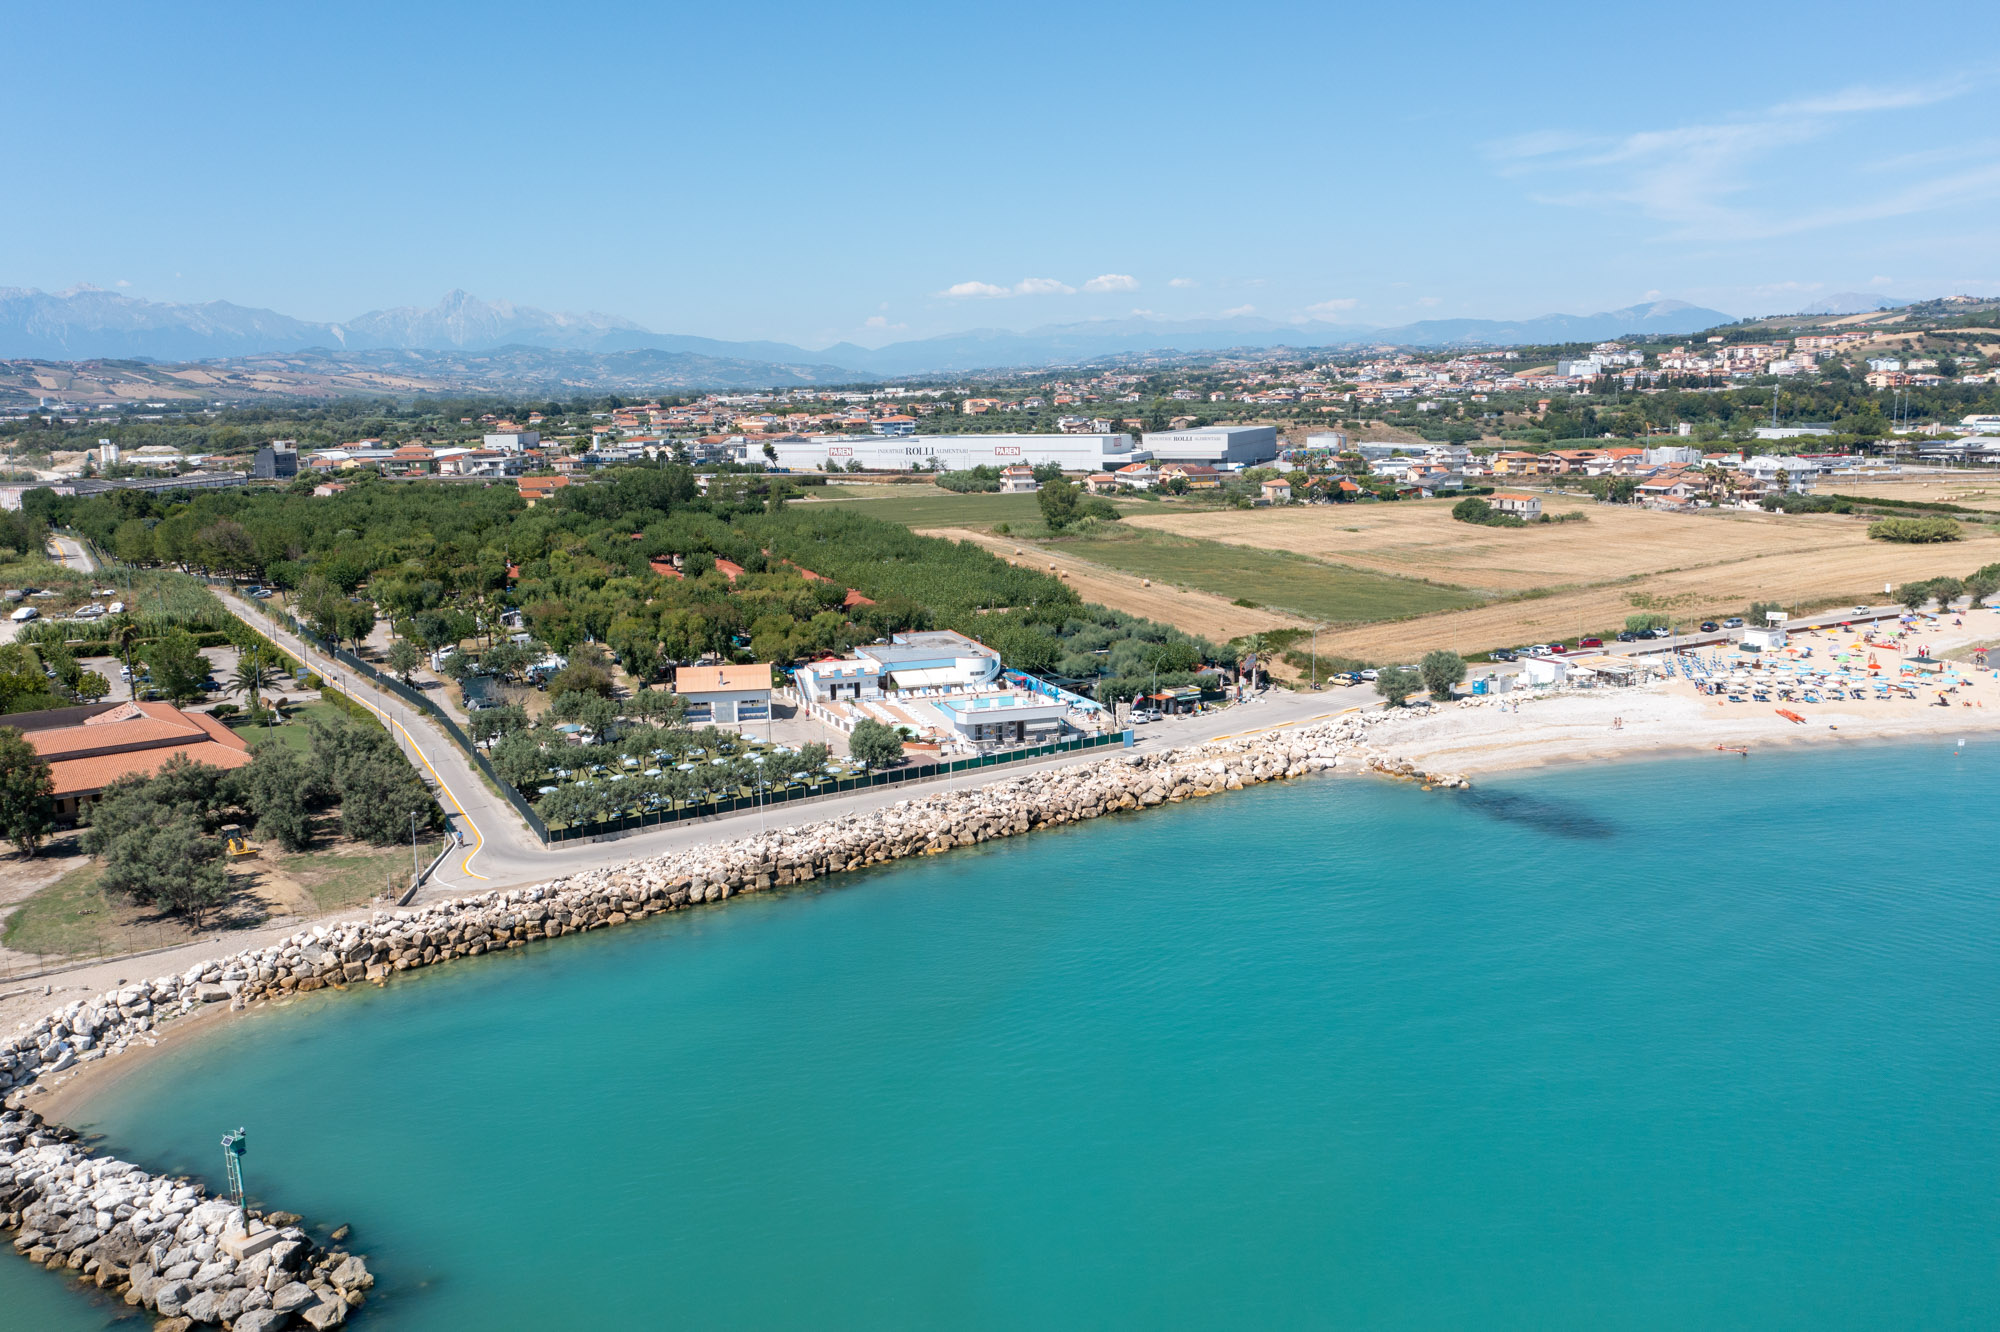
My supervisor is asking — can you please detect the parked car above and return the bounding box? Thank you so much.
[1360,669,1380,681]
[1852,605,1871,614]
[1616,631,1639,642]
[1700,621,1719,633]
[9,606,37,622]
[1646,627,1672,639]
[1579,636,1603,648]
[1489,648,1518,661]
[1723,616,1744,628]
[1549,642,1568,654]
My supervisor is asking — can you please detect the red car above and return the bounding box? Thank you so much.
[1549,642,1568,654]
[1579,636,1603,648]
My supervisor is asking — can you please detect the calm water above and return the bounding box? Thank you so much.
[9,740,2000,1329]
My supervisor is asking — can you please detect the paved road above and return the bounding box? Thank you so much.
[48,534,97,574]
[218,588,1372,897]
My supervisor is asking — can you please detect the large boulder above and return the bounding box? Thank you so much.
[234,1310,294,1332]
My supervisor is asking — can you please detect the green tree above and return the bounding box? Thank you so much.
[1038,477,1081,530]
[1928,576,1965,610]
[143,627,209,706]
[1418,649,1466,700]
[82,760,232,926]
[848,718,905,769]
[235,745,320,852]
[1373,665,1421,707]
[1625,613,1670,633]
[229,645,277,714]
[1451,497,1494,524]
[471,703,531,745]
[0,726,55,858]
[74,670,110,702]
[1896,581,1932,612]
[387,637,421,682]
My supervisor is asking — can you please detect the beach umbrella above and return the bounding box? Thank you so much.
[538,785,558,795]
[676,762,696,771]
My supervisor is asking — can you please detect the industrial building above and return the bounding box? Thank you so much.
[733,433,1146,473]
[1139,425,1278,467]
[253,444,298,479]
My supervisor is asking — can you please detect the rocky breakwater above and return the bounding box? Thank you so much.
[0,707,1465,1324]
[1,1105,371,1329]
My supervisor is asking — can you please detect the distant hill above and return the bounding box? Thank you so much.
[0,285,1737,380]
[1790,292,1915,316]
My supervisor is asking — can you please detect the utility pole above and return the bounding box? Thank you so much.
[411,810,419,885]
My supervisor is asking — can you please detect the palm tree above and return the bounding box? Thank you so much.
[112,620,142,701]
[230,646,277,720]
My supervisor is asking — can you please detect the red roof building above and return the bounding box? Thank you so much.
[12,701,253,821]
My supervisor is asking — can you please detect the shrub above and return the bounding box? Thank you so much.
[1373,665,1421,706]
[1869,517,1962,543]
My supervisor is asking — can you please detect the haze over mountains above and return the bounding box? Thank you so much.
[0,285,1747,380]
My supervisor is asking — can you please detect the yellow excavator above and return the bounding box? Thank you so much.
[220,824,260,861]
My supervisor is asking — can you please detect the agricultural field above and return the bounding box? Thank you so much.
[805,488,1066,530]
[1118,494,2000,660]
[919,527,1308,641]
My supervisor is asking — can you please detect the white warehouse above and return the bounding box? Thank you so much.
[1140,425,1279,467]
[736,433,1147,473]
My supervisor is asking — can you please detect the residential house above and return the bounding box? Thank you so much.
[998,465,1040,493]
[1259,478,1293,504]
[1158,463,1221,490]
[672,663,773,726]
[1490,492,1542,520]
[517,475,571,506]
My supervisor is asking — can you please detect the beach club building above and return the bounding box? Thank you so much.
[795,630,1096,751]
[671,663,773,726]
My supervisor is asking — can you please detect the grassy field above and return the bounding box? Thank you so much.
[0,830,440,960]
[1044,526,1479,625]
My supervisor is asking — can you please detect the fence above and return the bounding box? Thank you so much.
[239,593,1130,847]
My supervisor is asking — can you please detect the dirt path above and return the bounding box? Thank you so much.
[917,527,1309,640]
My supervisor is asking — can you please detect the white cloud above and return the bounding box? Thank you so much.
[1486,73,1998,241]
[863,315,906,330]
[1013,277,1075,295]
[1083,273,1139,293]
[1168,277,1198,288]
[1416,296,1442,307]
[1222,304,1256,317]
[939,281,1010,299]
[1306,297,1359,315]
[115,278,132,288]
[1869,275,1897,288]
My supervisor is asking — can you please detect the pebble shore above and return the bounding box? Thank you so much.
[2,709,1459,1327]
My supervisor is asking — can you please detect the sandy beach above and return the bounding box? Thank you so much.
[1378,612,2000,774]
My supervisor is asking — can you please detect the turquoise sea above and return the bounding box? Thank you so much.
[9,740,2000,1329]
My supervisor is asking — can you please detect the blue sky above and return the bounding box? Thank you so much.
[7,1,2000,348]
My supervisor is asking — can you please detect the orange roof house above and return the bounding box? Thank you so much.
[517,475,571,506]
[12,701,253,820]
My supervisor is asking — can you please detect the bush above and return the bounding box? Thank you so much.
[1869,517,1962,544]
[1625,613,1670,633]
[1374,666,1421,706]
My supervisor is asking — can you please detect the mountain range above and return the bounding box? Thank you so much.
[0,286,1739,380]
[1790,292,1914,316]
